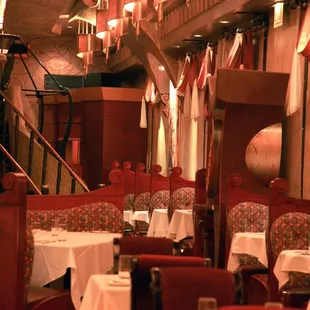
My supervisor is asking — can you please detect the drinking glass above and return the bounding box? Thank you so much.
[118,255,132,279]
[57,223,68,241]
[31,222,42,236]
[264,302,283,308]
[197,297,217,310]
[51,219,59,236]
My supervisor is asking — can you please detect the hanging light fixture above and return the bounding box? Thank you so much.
[77,20,102,74]
[102,29,116,60]
[107,0,130,28]
[132,0,152,35]
[96,0,110,39]
[153,0,167,23]
[123,0,136,12]
[115,16,131,51]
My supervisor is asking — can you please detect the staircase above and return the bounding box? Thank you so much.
[0,89,89,195]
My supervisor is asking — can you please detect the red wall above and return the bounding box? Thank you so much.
[42,87,147,190]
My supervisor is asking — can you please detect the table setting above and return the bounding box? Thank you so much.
[227,232,267,271]
[30,220,121,309]
[166,209,194,241]
[80,255,132,310]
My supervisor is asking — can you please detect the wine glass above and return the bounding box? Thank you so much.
[51,219,59,237]
[118,255,132,279]
[264,302,283,308]
[197,297,217,310]
[57,223,68,241]
[31,222,42,236]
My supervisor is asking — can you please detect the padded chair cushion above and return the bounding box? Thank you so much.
[134,192,151,233]
[227,202,268,240]
[27,202,124,233]
[25,227,34,302]
[270,212,310,290]
[149,190,170,215]
[170,188,195,213]
[26,287,74,310]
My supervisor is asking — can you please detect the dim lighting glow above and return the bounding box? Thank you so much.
[219,20,229,24]
[158,65,165,71]
[107,19,118,28]
[124,2,136,12]
[193,34,202,38]
[96,31,108,39]
[77,52,84,58]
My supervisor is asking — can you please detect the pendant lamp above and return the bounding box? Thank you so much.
[115,17,130,50]
[96,1,110,39]
[102,29,116,60]
[77,21,102,74]
[123,0,136,12]
[107,0,129,28]
[153,0,167,23]
[132,0,152,35]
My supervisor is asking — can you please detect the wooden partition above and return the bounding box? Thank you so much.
[0,173,27,310]
[123,161,136,195]
[207,69,289,267]
[135,163,151,196]
[170,167,195,193]
[27,169,125,212]
[80,88,147,189]
[151,164,170,194]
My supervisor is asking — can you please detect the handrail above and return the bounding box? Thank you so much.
[0,90,90,193]
[0,143,42,194]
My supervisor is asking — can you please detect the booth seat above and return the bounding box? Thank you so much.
[27,202,124,233]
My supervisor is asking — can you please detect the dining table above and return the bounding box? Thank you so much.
[31,231,122,309]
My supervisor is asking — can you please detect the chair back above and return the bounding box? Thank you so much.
[113,237,180,272]
[268,178,310,301]
[0,173,27,310]
[151,267,242,310]
[131,254,209,310]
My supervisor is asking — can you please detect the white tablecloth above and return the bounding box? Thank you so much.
[131,210,150,223]
[274,250,310,288]
[80,274,131,310]
[31,232,122,309]
[166,210,194,241]
[227,232,267,271]
[147,209,169,237]
[123,210,134,226]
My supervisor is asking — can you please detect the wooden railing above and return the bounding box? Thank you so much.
[0,90,89,194]
[0,143,42,194]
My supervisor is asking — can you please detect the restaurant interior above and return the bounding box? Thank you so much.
[0,0,310,309]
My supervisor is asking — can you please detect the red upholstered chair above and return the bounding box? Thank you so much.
[134,163,151,235]
[27,202,125,233]
[113,237,180,272]
[267,178,310,308]
[150,165,170,216]
[226,174,269,305]
[131,254,211,310]
[0,173,74,310]
[151,267,243,310]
